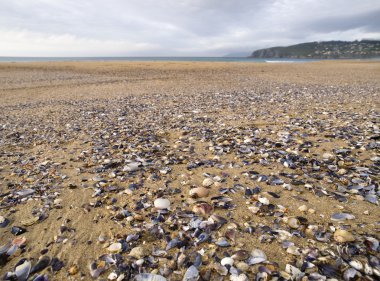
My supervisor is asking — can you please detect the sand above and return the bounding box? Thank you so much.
[0,61,379,280]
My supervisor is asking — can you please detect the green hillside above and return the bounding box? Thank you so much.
[249,40,380,59]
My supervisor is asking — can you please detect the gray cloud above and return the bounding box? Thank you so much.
[0,0,379,56]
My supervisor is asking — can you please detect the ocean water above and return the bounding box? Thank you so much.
[0,57,321,63]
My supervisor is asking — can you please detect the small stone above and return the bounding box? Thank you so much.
[154,198,170,209]
[308,208,316,214]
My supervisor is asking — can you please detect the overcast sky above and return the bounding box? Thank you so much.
[1,0,379,56]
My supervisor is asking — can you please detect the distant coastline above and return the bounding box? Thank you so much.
[249,40,380,59]
[1,56,380,63]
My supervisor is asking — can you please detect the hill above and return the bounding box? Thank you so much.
[249,40,380,59]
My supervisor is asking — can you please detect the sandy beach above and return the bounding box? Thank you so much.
[0,61,379,280]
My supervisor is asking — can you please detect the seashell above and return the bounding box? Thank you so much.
[365,194,378,205]
[197,232,209,243]
[286,245,301,255]
[134,273,167,281]
[51,257,64,272]
[285,264,303,279]
[189,187,209,198]
[322,153,335,161]
[0,216,10,228]
[343,268,358,281]
[126,233,140,243]
[221,257,234,267]
[331,213,355,221]
[250,249,267,260]
[215,237,230,247]
[89,261,107,278]
[166,237,179,251]
[230,274,249,281]
[30,256,51,275]
[225,229,236,242]
[209,214,227,226]
[32,275,49,281]
[318,263,340,278]
[365,237,379,251]
[364,263,373,275]
[108,272,118,280]
[14,258,31,281]
[232,250,249,261]
[154,198,170,210]
[123,162,140,172]
[68,264,79,275]
[12,237,27,246]
[21,216,39,226]
[16,189,35,198]
[192,202,213,216]
[107,242,122,253]
[258,196,270,205]
[334,229,355,243]
[349,260,363,271]
[183,265,199,281]
[202,178,214,187]
[298,205,308,212]
[214,263,228,275]
[287,217,300,229]
[11,226,27,236]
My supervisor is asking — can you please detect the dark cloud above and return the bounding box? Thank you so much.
[0,0,379,56]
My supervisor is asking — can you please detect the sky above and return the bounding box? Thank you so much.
[0,0,379,57]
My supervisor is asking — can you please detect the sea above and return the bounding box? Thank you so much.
[0,57,321,63]
[1,57,379,63]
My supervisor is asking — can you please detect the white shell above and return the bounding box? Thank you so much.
[221,257,234,266]
[154,198,170,209]
[107,242,122,253]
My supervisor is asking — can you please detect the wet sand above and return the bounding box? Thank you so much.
[0,61,379,280]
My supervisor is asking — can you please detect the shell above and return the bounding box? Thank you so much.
[107,242,122,253]
[154,198,171,210]
[221,257,234,267]
[202,178,214,187]
[189,187,209,198]
[182,265,199,281]
[334,229,356,243]
[134,273,167,281]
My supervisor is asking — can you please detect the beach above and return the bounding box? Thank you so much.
[0,61,379,280]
